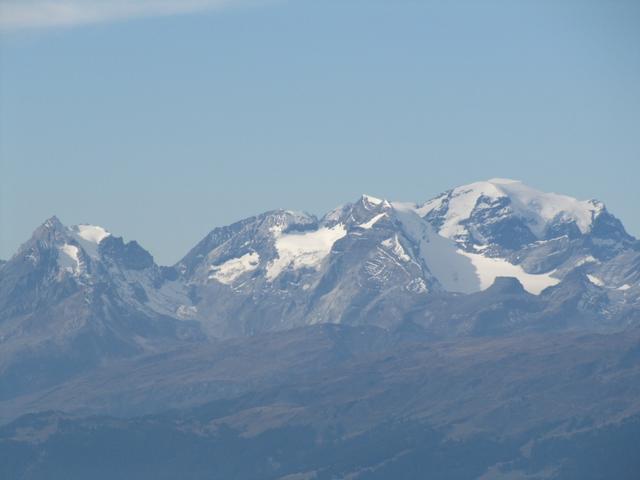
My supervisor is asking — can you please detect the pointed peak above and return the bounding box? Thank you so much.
[30,215,67,240]
[429,179,605,238]
[41,215,65,230]
[360,194,391,210]
[17,216,70,258]
[361,194,383,206]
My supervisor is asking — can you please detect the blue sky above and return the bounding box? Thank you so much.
[1,0,639,264]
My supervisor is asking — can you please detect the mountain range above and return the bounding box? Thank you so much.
[1,179,639,479]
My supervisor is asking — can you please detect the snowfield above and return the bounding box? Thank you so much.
[393,202,560,295]
[459,250,560,294]
[209,252,260,284]
[70,224,111,258]
[267,224,347,280]
[417,178,603,239]
[58,244,81,274]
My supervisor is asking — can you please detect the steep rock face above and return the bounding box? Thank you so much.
[401,179,639,318]
[176,198,435,336]
[413,179,636,273]
[417,179,609,245]
[0,217,203,397]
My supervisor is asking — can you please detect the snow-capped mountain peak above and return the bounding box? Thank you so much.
[416,179,605,248]
[360,194,391,210]
[483,179,603,235]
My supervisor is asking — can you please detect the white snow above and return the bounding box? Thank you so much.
[393,204,560,295]
[70,224,110,258]
[393,204,480,293]
[58,244,80,274]
[458,250,560,294]
[587,274,605,287]
[358,213,386,230]
[362,194,383,206]
[495,180,601,236]
[415,179,603,240]
[209,252,260,285]
[74,224,110,243]
[381,234,411,262]
[407,277,428,294]
[575,255,598,267]
[439,181,506,238]
[266,224,347,280]
[414,196,444,218]
[618,284,631,291]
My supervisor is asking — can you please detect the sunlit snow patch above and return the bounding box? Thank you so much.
[209,252,260,285]
[393,203,560,295]
[393,204,481,293]
[575,256,598,267]
[266,224,347,280]
[407,277,428,294]
[58,244,80,274]
[417,179,603,240]
[74,224,110,243]
[458,251,560,294]
[362,194,383,206]
[381,235,411,262]
[358,213,386,230]
[587,274,605,287]
[70,224,111,258]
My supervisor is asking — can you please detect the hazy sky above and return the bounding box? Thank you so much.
[1,0,639,264]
